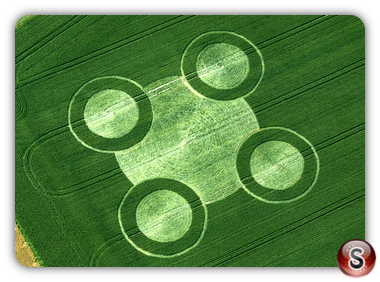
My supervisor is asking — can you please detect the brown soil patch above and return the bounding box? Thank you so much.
[15,224,40,267]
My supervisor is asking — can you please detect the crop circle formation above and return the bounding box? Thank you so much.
[84,89,139,139]
[68,76,152,153]
[249,140,305,190]
[118,178,207,258]
[237,127,319,203]
[135,189,193,243]
[181,31,264,100]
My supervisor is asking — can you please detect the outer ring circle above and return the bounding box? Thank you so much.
[118,178,208,258]
[68,76,152,153]
[237,127,320,204]
[180,31,264,100]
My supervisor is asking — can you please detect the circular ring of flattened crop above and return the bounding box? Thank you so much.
[237,127,320,203]
[68,76,152,153]
[118,178,207,258]
[181,31,264,100]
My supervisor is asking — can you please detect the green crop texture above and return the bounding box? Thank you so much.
[15,15,365,267]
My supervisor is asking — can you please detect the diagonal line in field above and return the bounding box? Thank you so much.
[16,15,194,87]
[16,15,331,89]
[313,123,364,152]
[15,16,87,64]
[255,59,364,114]
[178,15,334,87]
[202,190,364,266]
[257,15,334,49]
[15,16,159,65]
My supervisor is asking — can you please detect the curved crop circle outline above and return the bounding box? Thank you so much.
[118,178,208,258]
[180,31,265,100]
[68,76,152,153]
[238,127,320,204]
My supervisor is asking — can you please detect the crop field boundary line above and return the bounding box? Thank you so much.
[21,134,91,262]
[50,167,122,197]
[15,16,155,65]
[89,234,124,267]
[15,15,194,88]
[22,125,123,197]
[16,15,181,66]
[18,163,88,264]
[255,59,365,114]
[21,154,113,265]
[256,15,333,49]
[15,15,86,64]
[16,15,332,89]
[313,123,364,152]
[202,190,364,266]
[15,90,28,121]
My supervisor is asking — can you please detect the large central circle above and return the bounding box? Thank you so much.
[84,89,139,139]
[136,190,193,243]
[196,43,250,90]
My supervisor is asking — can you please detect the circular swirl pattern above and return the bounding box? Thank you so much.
[68,76,152,153]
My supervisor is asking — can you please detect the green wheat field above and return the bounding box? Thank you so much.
[15,15,365,267]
